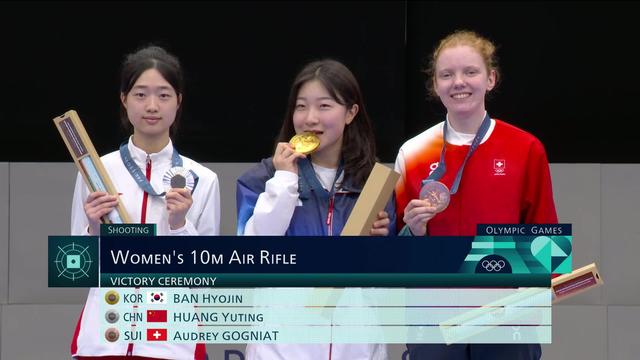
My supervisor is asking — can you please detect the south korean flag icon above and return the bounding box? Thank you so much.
[146,291,167,304]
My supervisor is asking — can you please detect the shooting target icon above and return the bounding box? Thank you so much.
[54,242,93,281]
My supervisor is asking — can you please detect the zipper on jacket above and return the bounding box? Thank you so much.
[127,155,152,357]
[326,195,335,236]
[140,155,152,224]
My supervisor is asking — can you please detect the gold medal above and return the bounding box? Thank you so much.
[104,290,120,305]
[289,132,320,155]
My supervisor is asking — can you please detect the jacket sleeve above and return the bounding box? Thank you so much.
[384,192,397,236]
[237,170,300,235]
[521,139,558,224]
[70,172,91,235]
[393,148,410,232]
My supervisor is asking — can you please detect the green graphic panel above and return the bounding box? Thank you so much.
[460,235,572,275]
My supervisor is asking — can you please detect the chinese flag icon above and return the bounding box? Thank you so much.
[147,309,168,322]
[147,328,167,341]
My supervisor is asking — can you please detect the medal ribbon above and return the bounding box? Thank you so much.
[298,158,344,236]
[422,113,491,195]
[119,141,198,196]
[298,158,344,200]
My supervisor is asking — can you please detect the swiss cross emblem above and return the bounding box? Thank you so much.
[493,159,506,175]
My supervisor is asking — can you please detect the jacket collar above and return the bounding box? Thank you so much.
[126,136,174,167]
[297,158,361,200]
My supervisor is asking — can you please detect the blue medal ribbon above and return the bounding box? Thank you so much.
[422,113,491,195]
[119,141,199,196]
[298,157,344,200]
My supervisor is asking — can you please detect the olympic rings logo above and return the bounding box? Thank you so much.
[481,259,506,272]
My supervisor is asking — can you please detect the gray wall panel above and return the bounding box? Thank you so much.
[0,305,3,360]
[601,164,640,305]
[0,164,8,305]
[9,163,87,304]
[1,304,83,360]
[542,305,607,360]
[549,164,602,305]
[203,163,254,236]
[608,306,640,360]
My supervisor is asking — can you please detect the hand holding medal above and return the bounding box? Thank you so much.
[273,132,320,173]
[163,167,195,230]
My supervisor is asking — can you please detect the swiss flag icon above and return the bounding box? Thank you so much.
[147,309,167,322]
[147,328,168,341]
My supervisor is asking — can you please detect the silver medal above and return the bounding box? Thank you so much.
[163,167,195,192]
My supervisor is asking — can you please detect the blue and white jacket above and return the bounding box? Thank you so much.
[235,157,395,360]
[236,157,395,236]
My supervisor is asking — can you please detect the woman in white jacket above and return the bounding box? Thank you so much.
[70,45,220,360]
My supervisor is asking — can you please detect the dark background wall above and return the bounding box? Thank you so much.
[2,1,638,163]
